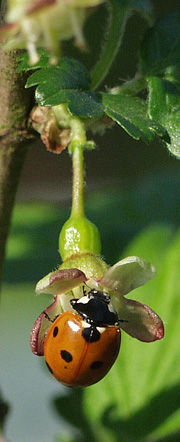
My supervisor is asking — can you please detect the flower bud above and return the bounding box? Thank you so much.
[59,215,101,262]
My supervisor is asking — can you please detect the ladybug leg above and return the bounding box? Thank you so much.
[43,311,60,322]
[83,284,87,296]
[70,298,78,308]
[53,314,60,321]
[117,318,129,324]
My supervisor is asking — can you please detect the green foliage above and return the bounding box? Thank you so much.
[148,77,180,157]
[19,9,180,156]
[140,11,180,77]
[102,93,169,143]
[25,57,103,118]
[109,10,180,156]
[91,0,151,91]
[18,9,180,156]
[139,11,180,157]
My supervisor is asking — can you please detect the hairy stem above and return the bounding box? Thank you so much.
[111,74,147,95]
[70,119,86,218]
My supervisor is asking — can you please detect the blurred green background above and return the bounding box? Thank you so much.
[1,1,180,441]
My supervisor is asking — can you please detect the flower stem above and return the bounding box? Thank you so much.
[59,117,102,261]
[91,0,129,90]
[71,144,85,218]
[69,118,86,218]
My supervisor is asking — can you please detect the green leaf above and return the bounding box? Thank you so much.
[26,58,91,90]
[148,77,180,158]
[25,58,104,118]
[102,93,168,143]
[91,0,151,91]
[164,66,180,85]
[140,11,180,76]
[83,225,180,442]
[18,49,50,72]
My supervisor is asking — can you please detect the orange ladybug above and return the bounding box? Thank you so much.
[44,288,121,387]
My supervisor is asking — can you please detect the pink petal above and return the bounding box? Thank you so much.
[113,296,164,342]
[30,312,46,356]
[30,296,62,355]
[36,268,87,295]
[0,23,19,41]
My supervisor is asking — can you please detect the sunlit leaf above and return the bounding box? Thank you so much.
[102,93,168,143]
[148,77,180,158]
[25,57,104,118]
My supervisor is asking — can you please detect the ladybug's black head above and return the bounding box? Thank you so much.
[70,288,118,327]
[86,288,110,304]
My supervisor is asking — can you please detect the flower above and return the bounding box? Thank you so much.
[0,0,104,64]
[30,255,164,356]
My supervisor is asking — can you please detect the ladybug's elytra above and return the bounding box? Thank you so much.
[44,288,121,387]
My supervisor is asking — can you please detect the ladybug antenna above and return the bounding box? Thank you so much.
[82,284,88,296]
[117,318,129,324]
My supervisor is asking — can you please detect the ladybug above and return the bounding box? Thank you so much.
[44,287,121,387]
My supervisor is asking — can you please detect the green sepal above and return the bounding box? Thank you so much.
[59,215,101,262]
[60,253,108,281]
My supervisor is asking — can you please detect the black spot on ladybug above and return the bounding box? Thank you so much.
[60,350,73,363]
[53,326,58,337]
[90,361,103,370]
[82,326,100,343]
[46,361,53,374]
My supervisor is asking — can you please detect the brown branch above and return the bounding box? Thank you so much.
[0,48,34,284]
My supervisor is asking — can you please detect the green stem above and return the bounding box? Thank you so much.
[91,0,129,90]
[111,75,147,95]
[69,118,86,218]
[53,107,87,219]
[71,144,85,218]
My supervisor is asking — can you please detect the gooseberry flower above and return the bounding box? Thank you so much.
[0,0,104,64]
[30,254,164,356]
[30,117,164,385]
